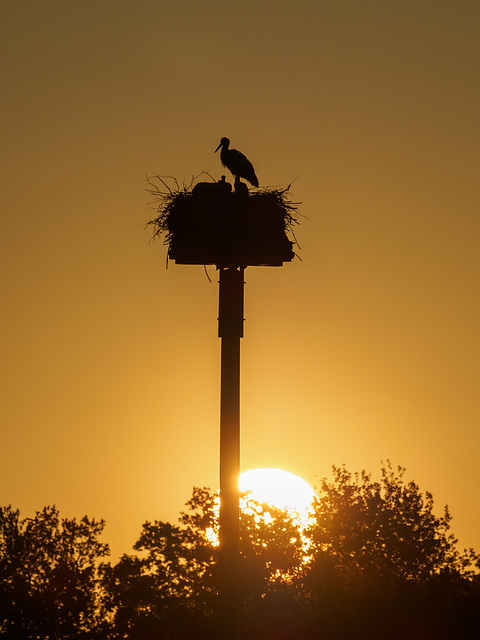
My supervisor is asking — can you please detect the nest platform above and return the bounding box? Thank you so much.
[146,177,299,267]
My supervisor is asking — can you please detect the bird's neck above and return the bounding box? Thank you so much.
[220,146,229,163]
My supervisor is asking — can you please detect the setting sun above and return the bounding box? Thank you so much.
[239,469,315,526]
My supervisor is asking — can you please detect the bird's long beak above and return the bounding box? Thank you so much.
[215,142,222,153]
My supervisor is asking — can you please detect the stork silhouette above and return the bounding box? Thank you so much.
[215,137,259,188]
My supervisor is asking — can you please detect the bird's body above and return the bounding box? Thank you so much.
[215,137,259,187]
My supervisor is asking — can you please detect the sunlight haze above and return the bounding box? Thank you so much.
[239,469,315,524]
[1,0,479,560]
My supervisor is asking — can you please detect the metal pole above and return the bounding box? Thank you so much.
[218,265,244,633]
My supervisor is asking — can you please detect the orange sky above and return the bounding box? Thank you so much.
[1,0,479,559]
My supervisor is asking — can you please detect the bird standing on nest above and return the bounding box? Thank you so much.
[215,137,259,188]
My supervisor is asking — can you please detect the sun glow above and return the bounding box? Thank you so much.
[204,469,315,547]
[239,468,315,527]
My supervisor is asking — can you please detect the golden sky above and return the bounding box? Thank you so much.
[1,0,479,559]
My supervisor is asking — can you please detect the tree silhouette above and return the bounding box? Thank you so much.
[2,463,479,639]
[105,463,480,639]
[0,505,110,639]
[103,488,218,639]
[104,486,306,638]
[307,461,478,581]
[301,462,480,639]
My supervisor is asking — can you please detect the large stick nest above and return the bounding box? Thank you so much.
[145,175,301,267]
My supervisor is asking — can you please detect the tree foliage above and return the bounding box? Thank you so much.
[0,505,110,639]
[302,462,480,638]
[103,462,480,638]
[103,487,219,639]
[308,461,477,583]
[103,486,307,638]
[2,463,479,639]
